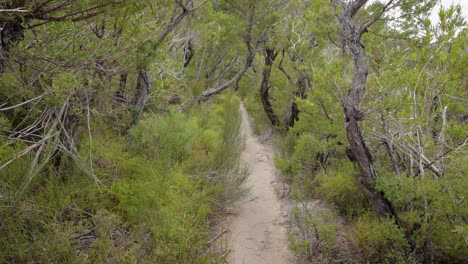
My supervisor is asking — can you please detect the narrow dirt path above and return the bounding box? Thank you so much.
[227,104,294,264]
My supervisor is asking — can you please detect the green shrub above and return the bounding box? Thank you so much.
[375,157,468,263]
[355,214,409,263]
[0,95,245,263]
[290,203,337,261]
[313,163,367,217]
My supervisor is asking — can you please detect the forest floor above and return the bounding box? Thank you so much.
[223,104,295,264]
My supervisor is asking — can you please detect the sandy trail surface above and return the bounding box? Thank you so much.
[227,104,294,264]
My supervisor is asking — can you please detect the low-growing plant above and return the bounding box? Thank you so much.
[313,163,367,217]
[290,202,337,261]
[0,95,245,263]
[354,214,409,263]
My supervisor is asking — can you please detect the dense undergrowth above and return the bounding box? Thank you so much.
[0,95,245,263]
[1,0,467,263]
[242,54,467,263]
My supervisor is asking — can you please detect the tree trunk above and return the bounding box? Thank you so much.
[183,38,195,67]
[131,69,152,125]
[260,48,279,126]
[287,73,310,128]
[334,1,402,225]
[343,74,401,223]
[114,73,128,103]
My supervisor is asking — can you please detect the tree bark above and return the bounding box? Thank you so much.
[260,48,279,126]
[287,73,310,128]
[333,0,402,225]
[183,38,195,67]
[131,69,152,125]
[114,73,128,103]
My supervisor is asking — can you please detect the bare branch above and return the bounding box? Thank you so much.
[0,132,58,171]
[177,44,257,112]
[360,0,397,33]
[277,51,294,84]
[224,0,246,14]
[151,0,207,54]
[404,143,443,177]
[0,94,48,111]
[195,46,256,103]
[0,8,28,13]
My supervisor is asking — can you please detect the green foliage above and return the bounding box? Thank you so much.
[314,164,367,217]
[354,214,409,263]
[1,0,467,263]
[0,96,244,263]
[376,156,468,262]
[131,113,199,166]
[267,1,467,263]
[290,203,338,261]
[242,94,272,134]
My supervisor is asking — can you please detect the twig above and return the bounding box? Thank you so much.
[85,91,94,178]
[0,132,58,171]
[208,230,229,245]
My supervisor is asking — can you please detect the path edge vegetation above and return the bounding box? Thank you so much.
[1,0,467,263]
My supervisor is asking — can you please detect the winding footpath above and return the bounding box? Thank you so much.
[227,104,294,264]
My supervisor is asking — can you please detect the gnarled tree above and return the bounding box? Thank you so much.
[330,0,403,224]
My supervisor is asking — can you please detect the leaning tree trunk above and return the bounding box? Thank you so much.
[344,47,401,224]
[334,1,402,226]
[260,48,279,126]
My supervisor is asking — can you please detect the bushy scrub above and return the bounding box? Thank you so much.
[375,157,468,263]
[0,96,245,263]
[209,95,248,205]
[354,214,409,263]
[290,203,337,261]
[313,163,367,217]
[130,113,199,166]
[273,90,348,182]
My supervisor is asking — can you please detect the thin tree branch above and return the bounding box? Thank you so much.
[0,8,28,13]
[360,0,396,33]
[0,94,48,111]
